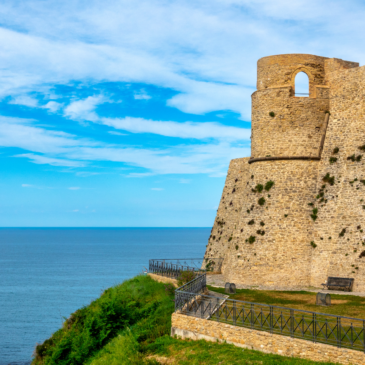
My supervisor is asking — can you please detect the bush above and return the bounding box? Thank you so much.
[32,275,174,365]
[264,181,275,191]
[177,270,196,287]
[258,197,265,206]
[248,236,256,244]
[333,147,339,154]
[329,157,337,164]
[269,111,275,117]
[310,241,317,248]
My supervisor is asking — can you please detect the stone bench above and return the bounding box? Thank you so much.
[322,277,354,291]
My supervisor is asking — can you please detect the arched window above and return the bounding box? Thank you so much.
[295,72,309,97]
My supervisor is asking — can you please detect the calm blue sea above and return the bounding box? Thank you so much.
[0,228,209,365]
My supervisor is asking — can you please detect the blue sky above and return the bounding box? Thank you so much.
[0,0,364,227]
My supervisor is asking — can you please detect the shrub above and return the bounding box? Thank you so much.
[228,236,232,242]
[339,228,346,237]
[329,157,337,164]
[310,208,318,221]
[323,173,335,186]
[264,180,275,191]
[235,245,238,250]
[260,221,265,226]
[258,197,265,206]
[252,184,263,193]
[359,145,365,151]
[248,219,255,225]
[248,236,256,244]
[177,270,196,286]
[310,241,317,248]
[333,147,339,154]
[269,111,275,117]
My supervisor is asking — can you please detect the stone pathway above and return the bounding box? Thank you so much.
[206,274,365,297]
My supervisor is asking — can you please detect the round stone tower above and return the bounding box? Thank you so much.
[206,54,331,288]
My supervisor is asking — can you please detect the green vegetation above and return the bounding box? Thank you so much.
[33,275,174,365]
[269,111,275,117]
[329,157,337,164]
[332,147,339,154]
[177,271,196,286]
[33,275,348,365]
[207,285,365,319]
[258,197,265,206]
[252,183,263,193]
[248,235,256,244]
[310,241,317,248]
[264,180,275,191]
[248,219,255,225]
[310,208,318,221]
[322,173,335,186]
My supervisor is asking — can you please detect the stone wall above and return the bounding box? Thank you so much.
[171,313,365,365]
[205,157,249,265]
[223,160,319,288]
[311,64,365,291]
[251,87,329,158]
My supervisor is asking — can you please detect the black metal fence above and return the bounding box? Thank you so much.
[175,274,365,352]
[149,258,223,278]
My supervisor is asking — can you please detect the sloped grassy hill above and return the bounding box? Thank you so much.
[32,275,338,365]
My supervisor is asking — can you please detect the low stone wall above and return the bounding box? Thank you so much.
[148,273,178,287]
[171,313,365,365]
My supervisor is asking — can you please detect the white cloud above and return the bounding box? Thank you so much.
[21,184,33,187]
[64,95,108,122]
[108,131,127,136]
[0,115,250,175]
[101,117,250,141]
[42,101,63,112]
[9,95,39,107]
[134,89,151,100]
[68,187,80,190]
[1,0,363,118]
[16,153,87,167]
[179,178,191,184]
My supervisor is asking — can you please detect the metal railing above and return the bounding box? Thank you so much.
[175,274,365,352]
[149,258,223,278]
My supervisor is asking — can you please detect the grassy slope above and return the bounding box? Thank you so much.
[33,276,340,365]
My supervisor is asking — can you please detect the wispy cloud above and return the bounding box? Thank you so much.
[64,95,108,122]
[68,187,80,190]
[16,153,87,167]
[102,117,250,141]
[9,95,39,108]
[134,89,151,100]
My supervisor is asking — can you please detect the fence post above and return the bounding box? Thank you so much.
[233,301,236,326]
[290,309,294,338]
[313,313,317,343]
[363,320,365,353]
[216,297,220,322]
[270,306,273,334]
[251,304,254,329]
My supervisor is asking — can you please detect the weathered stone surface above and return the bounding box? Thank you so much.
[172,313,365,365]
[205,54,365,291]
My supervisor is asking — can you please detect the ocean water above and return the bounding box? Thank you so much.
[0,228,209,365]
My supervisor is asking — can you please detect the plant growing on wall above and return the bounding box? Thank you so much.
[264,180,275,191]
[248,219,255,225]
[310,241,317,248]
[323,173,335,186]
[269,112,275,117]
[260,221,265,226]
[339,228,346,237]
[359,145,365,151]
[329,157,338,164]
[258,197,266,206]
[310,208,318,221]
[333,147,339,154]
[252,184,264,193]
[248,236,256,244]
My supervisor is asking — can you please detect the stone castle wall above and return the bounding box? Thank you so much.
[311,64,365,291]
[205,54,365,290]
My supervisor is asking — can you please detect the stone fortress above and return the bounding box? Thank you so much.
[204,54,365,291]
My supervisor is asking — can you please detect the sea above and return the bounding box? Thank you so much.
[0,228,209,365]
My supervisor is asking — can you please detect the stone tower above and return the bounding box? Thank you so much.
[204,54,365,291]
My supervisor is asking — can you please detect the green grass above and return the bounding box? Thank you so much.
[32,276,344,365]
[207,285,365,318]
